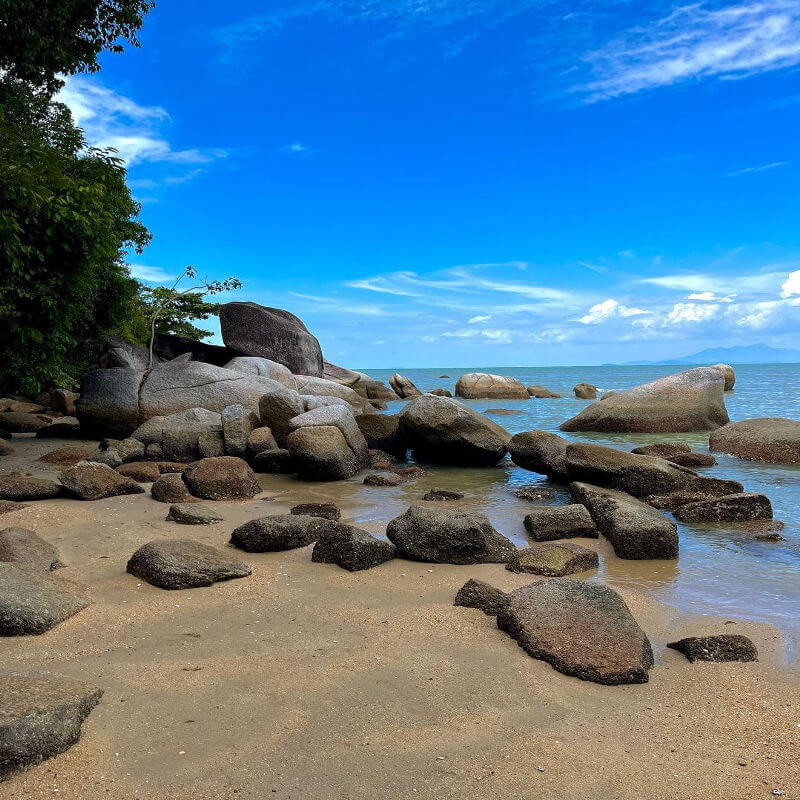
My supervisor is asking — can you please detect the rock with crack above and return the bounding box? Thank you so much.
[389,373,422,399]
[496,578,654,685]
[312,524,396,571]
[131,408,224,463]
[127,539,250,589]
[294,375,376,415]
[506,542,599,576]
[399,394,510,467]
[673,493,772,523]
[386,505,516,564]
[0,528,63,572]
[182,457,261,501]
[455,373,529,400]
[565,442,696,497]
[166,503,223,525]
[0,564,87,635]
[571,482,678,559]
[221,404,259,459]
[667,634,757,663]
[507,431,569,481]
[523,504,597,541]
[709,417,800,465]
[230,514,338,552]
[453,579,508,616]
[59,462,145,501]
[561,367,729,433]
[0,674,102,780]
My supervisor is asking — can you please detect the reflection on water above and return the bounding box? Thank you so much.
[337,363,800,654]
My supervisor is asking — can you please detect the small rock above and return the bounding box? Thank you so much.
[182,457,261,501]
[311,525,396,571]
[667,634,758,663]
[116,462,161,483]
[394,465,425,478]
[151,473,197,504]
[523,504,597,541]
[59,462,145,501]
[506,542,599,576]
[290,503,341,521]
[364,472,403,487]
[230,514,338,552]
[453,578,507,616]
[422,489,464,501]
[166,503,223,525]
[0,476,62,502]
[514,485,556,502]
[573,383,597,400]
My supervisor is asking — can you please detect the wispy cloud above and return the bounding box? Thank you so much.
[578,1,800,102]
[129,264,175,283]
[729,160,790,176]
[58,75,227,167]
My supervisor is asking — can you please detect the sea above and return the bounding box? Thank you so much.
[355,364,800,656]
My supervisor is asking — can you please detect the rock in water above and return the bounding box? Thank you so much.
[527,385,560,398]
[399,395,510,466]
[523,505,597,541]
[565,442,695,497]
[389,373,422,399]
[0,563,87,635]
[712,364,736,392]
[182,457,261,501]
[0,674,102,780]
[514,486,556,502]
[560,367,729,433]
[0,476,62,502]
[667,634,758,663]
[709,417,800,465]
[0,528,63,572]
[572,482,678,559]
[166,503,223,525]
[230,514,336,552]
[386,506,516,564]
[646,477,744,510]
[496,579,654,685]
[422,489,464,501]
[631,443,691,458]
[453,579,508,616]
[455,373,529,400]
[506,542,599,576]
[59,463,145,501]
[673,493,772,523]
[312,525,396,571]
[126,540,250,589]
[364,472,403,487]
[290,502,341,521]
[219,301,324,375]
[573,383,597,399]
[507,431,569,481]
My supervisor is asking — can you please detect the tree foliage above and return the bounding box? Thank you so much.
[0,0,154,91]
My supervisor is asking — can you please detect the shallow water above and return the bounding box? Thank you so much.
[354,364,800,655]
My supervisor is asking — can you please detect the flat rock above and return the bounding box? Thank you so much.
[646,477,745,510]
[166,503,223,525]
[230,514,337,552]
[455,373,529,400]
[572,482,679,559]
[667,634,757,662]
[150,473,196,504]
[506,542,599,576]
[311,525,396,571]
[496,579,654,685]
[0,476,62,502]
[523,504,597,541]
[664,452,717,468]
[386,505,516,564]
[0,674,102,780]
[35,418,82,439]
[631,443,691,458]
[116,462,161,482]
[399,395,510,467]
[422,489,464,501]
[127,539,250,589]
[565,442,696,497]
[561,367,729,433]
[0,528,63,572]
[0,564,87,635]
[709,417,800,465]
[182,457,261,501]
[453,578,507,616]
[59,462,145,501]
[673,493,772,523]
[364,472,403,487]
[0,501,26,515]
[290,502,341,521]
[514,485,556,502]
[508,431,569,481]
[37,447,96,467]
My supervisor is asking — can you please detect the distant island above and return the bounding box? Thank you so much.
[617,343,800,366]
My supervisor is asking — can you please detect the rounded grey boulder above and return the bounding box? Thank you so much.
[709,417,800,465]
[230,514,337,552]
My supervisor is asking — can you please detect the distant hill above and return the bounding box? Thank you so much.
[621,344,800,366]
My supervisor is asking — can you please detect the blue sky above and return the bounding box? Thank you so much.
[59,0,800,367]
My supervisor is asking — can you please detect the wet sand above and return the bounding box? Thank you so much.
[1,436,798,800]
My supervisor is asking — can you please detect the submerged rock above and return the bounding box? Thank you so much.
[453,578,508,616]
[572,482,679,560]
[312,525,396,571]
[422,489,464,501]
[560,367,729,433]
[514,485,556,502]
[127,539,250,589]
[673,493,772,523]
[496,579,654,685]
[386,506,516,564]
[399,395,510,467]
[646,477,745,510]
[667,634,757,663]
[709,417,800,465]
[506,542,598,576]
[363,472,403,487]
[455,373,529,400]
[0,674,102,780]
[523,504,597,541]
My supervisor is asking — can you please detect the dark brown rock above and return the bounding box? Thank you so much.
[527,385,560,398]
[0,528,63,572]
[166,503,223,525]
[311,525,396,571]
[646,477,745,510]
[506,542,599,576]
[290,502,341,521]
[355,414,406,458]
[230,514,337,552]
[523,504,597,541]
[182,457,261,501]
[709,417,800,465]
[453,579,507,616]
[667,634,757,663]
[422,489,464,501]
[0,412,48,433]
[37,447,96,467]
[673,493,772,523]
[508,431,569,481]
[252,448,294,474]
[364,472,403,487]
[150,473,196,504]
[116,462,161,483]
[0,476,62,502]
[514,485,556,502]
[59,462,145,501]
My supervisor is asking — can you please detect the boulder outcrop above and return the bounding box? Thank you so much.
[709,417,800,465]
[389,373,422,399]
[455,373,529,400]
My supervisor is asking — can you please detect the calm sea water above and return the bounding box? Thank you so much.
[358,364,800,654]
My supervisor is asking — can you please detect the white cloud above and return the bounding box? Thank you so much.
[480,328,512,343]
[780,269,800,297]
[735,300,781,328]
[666,302,720,324]
[579,1,800,102]
[577,298,649,324]
[729,160,790,176]
[58,75,227,167]
[129,264,174,283]
[640,273,718,292]
[687,291,736,302]
[468,315,491,323]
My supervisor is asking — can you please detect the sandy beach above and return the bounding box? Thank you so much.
[1,435,797,800]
